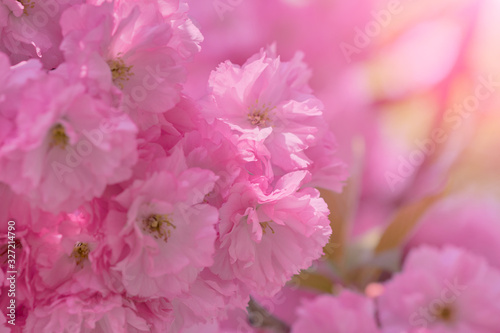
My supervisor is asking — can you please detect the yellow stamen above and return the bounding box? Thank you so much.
[17,0,35,15]
[107,56,134,89]
[71,242,90,266]
[50,124,69,149]
[260,221,275,235]
[143,214,176,242]
[435,305,454,322]
[247,100,275,127]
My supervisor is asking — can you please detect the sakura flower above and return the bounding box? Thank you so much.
[212,171,331,297]
[104,167,218,299]
[59,0,202,123]
[378,246,500,333]
[291,290,380,333]
[25,206,117,299]
[205,46,326,173]
[0,70,138,213]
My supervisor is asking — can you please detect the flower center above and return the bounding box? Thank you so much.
[17,0,35,15]
[434,304,454,322]
[71,242,90,266]
[247,100,274,127]
[107,56,134,89]
[50,124,69,149]
[143,214,176,242]
[260,221,275,235]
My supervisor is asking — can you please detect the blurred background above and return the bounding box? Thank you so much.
[185,0,500,331]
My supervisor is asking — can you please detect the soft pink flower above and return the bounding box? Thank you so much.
[206,46,326,172]
[104,167,218,299]
[26,206,115,299]
[0,70,138,213]
[378,246,500,333]
[59,1,202,124]
[291,290,380,333]
[212,171,331,296]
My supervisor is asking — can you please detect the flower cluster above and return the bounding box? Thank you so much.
[0,0,347,331]
[168,0,500,332]
[287,245,500,333]
[199,193,500,333]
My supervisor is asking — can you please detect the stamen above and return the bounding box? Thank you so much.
[71,242,90,266]
[143,214,176,242]
[17,0,35,15]
[247,100,275,127]
[50,124,69,149]
[434,304,454,322]
[107,56,134,89]
[260,221,275,235]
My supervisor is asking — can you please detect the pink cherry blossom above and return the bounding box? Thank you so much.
[206,47,321,168]
[104,168,218,299]
[0,69,138,213]
[378,246,500,333]
[26,206,115,299]
[204,46,347,189]
[212,171,331,297]
[59,1,202,121]
[0,0,364,330]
